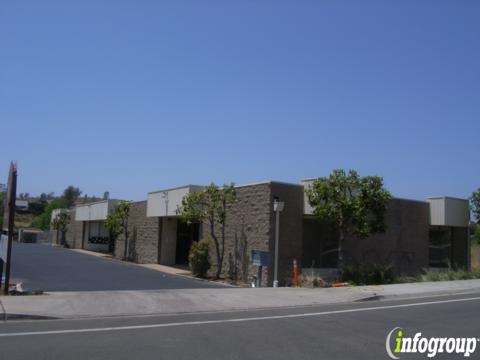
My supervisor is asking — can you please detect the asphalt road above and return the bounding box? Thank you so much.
[9,243,225,291]
[0,293,479,359]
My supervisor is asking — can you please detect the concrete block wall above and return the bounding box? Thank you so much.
[199,181,303,286]
[201,182,272,285]
[451,226,469,269]
[64,208,84,249]
[270,182,304,286]
[114,201,160,263]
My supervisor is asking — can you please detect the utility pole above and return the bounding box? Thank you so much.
[3,162,17,295]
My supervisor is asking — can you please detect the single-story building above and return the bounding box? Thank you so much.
[58,200,121,252]
[61,179,471,286]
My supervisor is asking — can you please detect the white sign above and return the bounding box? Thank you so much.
[0,234,7,261]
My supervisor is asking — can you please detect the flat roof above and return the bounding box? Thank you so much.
[148,185,204,195]
[75,199,123,207]
[427,196,469,201]
[235,180,302,189]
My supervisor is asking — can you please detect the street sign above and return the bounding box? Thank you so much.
[251,250,271,267]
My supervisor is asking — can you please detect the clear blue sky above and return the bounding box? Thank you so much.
[1,1,479,201]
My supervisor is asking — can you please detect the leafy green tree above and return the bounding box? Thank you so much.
[28,201,46,215]
[306,169,392,268]
[178,183,236,279]
[105,201,131,260]
[471,188,480,224]
[51,210,71,246]
[31,198,67,230]
[62,186,82,207]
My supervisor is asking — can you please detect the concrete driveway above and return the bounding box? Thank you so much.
[9,243,226,291]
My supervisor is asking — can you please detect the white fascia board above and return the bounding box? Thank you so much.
[147,185,204,217]
[74,200,111,221]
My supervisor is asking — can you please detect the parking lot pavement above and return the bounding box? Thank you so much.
[10,243,226,291]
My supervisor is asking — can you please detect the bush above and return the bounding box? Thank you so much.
[418,268,480,282]
[396,268,480,283]
[341,263,394,285]
[188,239,211,278]
[300,273,328,288]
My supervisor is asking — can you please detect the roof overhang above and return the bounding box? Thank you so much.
[147,185,204,217]
[74,200,119,221]
[427,197,470,227]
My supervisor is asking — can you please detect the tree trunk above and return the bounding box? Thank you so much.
[210,219,222,279]
[123,230,128,260]
[338,226,345,270]
[220,220,226,278]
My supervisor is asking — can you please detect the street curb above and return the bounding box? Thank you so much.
[2,313,59,321]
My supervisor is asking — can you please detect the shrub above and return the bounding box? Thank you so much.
[396,268,480,283]
[300,273,328,288]
[188,239,211,278]
[419,268,480,282]
[341,263,394,285]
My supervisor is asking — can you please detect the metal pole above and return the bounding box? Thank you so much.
[4,165,17,295]
[273,208,280,287]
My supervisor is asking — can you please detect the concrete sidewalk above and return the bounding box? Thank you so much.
[2,279,480,320]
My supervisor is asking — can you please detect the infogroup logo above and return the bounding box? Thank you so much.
[386,327,479,359]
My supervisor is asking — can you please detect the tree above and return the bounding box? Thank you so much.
[39,193,48,203]
[178,183,236,279]
[471,188,480,224]
[31,198,67,230]
[28,201,46,215]
[306,169,392,268]
[51,210,70,246]
[105,201,131,260]
[62,186,82,207]
[19,192,29,200]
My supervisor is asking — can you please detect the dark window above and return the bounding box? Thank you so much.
[175,221,200,265]
[429,227,452,268]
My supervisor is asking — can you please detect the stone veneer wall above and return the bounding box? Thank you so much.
[114,201,159,263]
